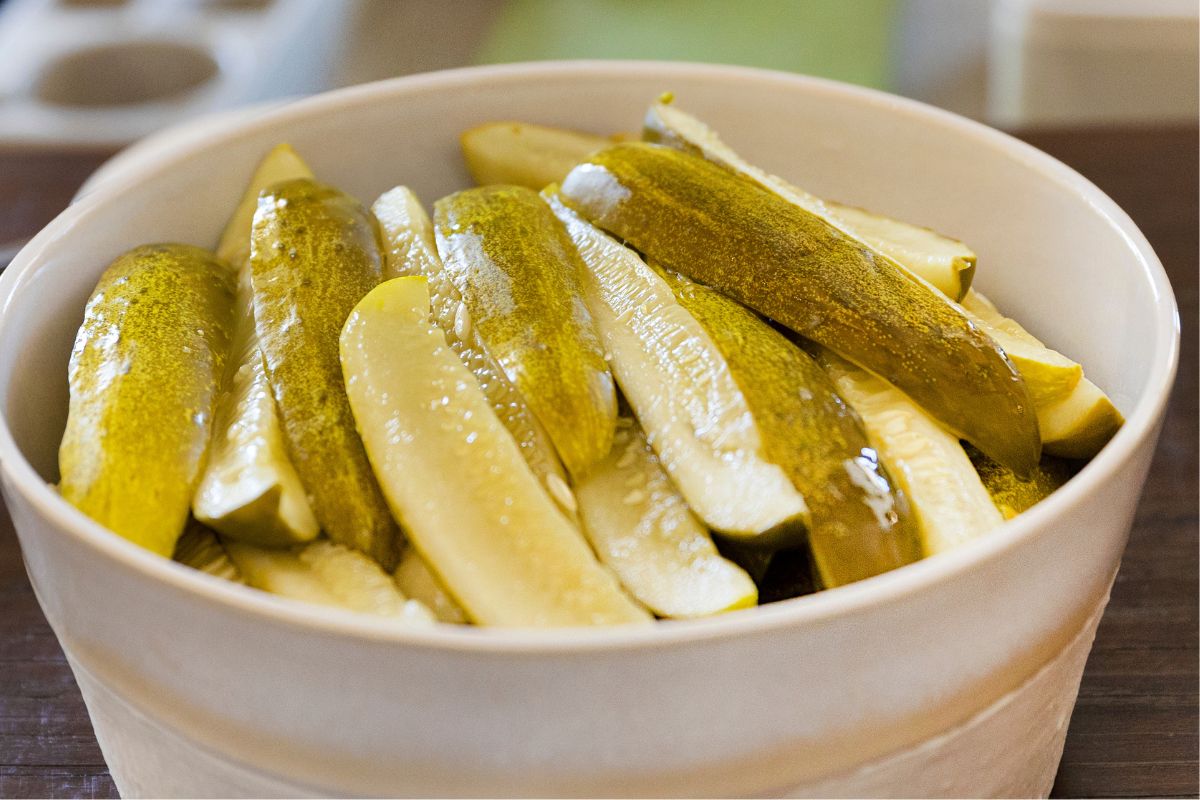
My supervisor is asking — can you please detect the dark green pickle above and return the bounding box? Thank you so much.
[251,178,400,568]
[560,142,1041,474]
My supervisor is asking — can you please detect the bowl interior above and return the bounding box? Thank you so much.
[0,61,1174,589]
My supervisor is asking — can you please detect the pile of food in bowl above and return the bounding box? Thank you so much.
[56,96,1123,628]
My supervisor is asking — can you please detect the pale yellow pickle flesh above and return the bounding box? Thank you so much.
[341,277,650,627]
[372,186,569,507]
[576,417,758,618]
[545,190,808,543]
[560,142,1041,474]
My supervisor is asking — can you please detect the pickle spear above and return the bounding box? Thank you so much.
[643,101,977,301]
[962,290,1122,457]
[251,178,400,568]
[195,144,319,546]
[341,277,650,627]
[193,266,320,546]
[59,244,235,557]
[960,290,1082,406]
[461,121,611,190]
[643,103,1080,410]
[658,267,921,586]
[217,143,314,267]
[393,547,469,624]
[816,348,1004,555]
[434,185,616,479]
[224,539,435,622]
[544,191,808,543]
[1037,378,1124,459]
[576,416,758,618]
[372,187,570,509]
[965,444,1080,520]
[560,143,1040,474]
[174,520,243,582]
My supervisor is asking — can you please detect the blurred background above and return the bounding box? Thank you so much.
[0,0,1195,147]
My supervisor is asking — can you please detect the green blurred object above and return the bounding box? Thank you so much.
[475,0,897,90]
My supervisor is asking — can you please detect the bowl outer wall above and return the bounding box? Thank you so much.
[0,62,1179,795]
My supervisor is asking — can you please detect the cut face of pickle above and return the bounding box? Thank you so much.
[340,276,650,627]
[434,184,616,479]
[560,142,1041,474]
[576,416,758,618]
[59,244,235,557]
[816,348,1005,556]
[372,187,570,511]
[659,267,921,586]
[961,290,1082,406]
[460,121,612,190]
[643,101,976,301]
[1037,378,1124,459]
[545,191,807,544]
[195,143,320,547]
[963,290,1122,458]
[224,539,435,623]
[174,521,243,583]
[251,178,400,568]
[194,265,320,546]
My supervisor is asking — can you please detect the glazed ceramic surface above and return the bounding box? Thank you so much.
[0,62,1178,797]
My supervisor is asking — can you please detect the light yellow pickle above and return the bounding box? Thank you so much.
[962,290,1122,457]
[224,539,435,623]
[460,121,612,189]
[576,416,758,617]
[816,349,1005,556]
[372,186,569,507]
[340,276,650,627]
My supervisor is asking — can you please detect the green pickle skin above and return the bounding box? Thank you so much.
[59,244,235,557]
[965,444,1080,520]
[561,143,1041,474]
[434,185,616,479]
[251,178,400,568]
[659,268,921,586]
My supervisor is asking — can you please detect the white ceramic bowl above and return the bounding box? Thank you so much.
[0,62,1179,798]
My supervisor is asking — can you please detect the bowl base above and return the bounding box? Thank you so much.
[65,578,1111,798]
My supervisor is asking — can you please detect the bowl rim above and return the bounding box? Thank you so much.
[0,60,1181,653]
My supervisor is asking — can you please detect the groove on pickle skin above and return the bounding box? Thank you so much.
[559,142,1041,475]
[250,178,401,569]
[59,243,236,558]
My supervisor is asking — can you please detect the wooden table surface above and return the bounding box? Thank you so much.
[0,127,1195,799]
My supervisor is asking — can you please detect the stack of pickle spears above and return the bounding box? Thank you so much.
[56,98,1123,627]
